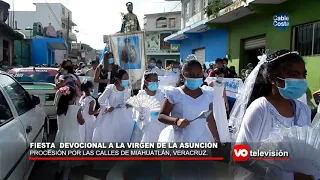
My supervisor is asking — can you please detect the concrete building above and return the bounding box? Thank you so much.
[164,0,231,64]
[8,3,77,64]
[144,11,181,67]
[0,0,23,66]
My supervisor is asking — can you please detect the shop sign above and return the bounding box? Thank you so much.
[273,13,290,30]
[219,1,243,16]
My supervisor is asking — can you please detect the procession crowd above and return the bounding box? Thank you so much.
[44,49,320,180]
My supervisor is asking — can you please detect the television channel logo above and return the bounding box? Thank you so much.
[273,13,289,30]
[233,144,250,161]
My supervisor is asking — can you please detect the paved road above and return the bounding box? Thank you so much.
[28,123,234,180]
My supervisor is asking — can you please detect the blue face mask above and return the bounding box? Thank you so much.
[148,63,155,69]
[277,78,308,99]
[172,68,180,73]
[121,80,129,87]
[147,82,159,91]
[108,58,114,64]
[184,78,203,90]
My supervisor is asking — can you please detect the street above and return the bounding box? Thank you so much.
[28,125,113,180]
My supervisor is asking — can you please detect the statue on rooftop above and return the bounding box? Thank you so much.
[120,2,141,33]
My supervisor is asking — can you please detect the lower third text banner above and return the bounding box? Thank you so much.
[29,142,225,161]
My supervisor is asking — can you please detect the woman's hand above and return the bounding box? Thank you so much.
[176,119,190,128]
[294,173,314,180]
[105,107,114,113]
[209,82,214,87]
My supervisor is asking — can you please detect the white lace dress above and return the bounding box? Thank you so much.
[92,84,133,142]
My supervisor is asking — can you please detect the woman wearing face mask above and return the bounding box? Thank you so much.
[94,52,117,94]
[231,50,313,180]
[92,69,133,142]
[158,59,220,179]
[138,71,166,142]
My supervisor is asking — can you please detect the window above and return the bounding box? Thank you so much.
[62,23,65,28]
[156,17,167,28]
[185,1,190,19]
[160,33,172,50]
[169,18,176,28]
[294,21,320,56]
[0,91,13,124]
[62,8,65,15]
[0,74,32,116]
[193,0,201,15]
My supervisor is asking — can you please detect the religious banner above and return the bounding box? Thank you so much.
[108,31,147,90]
[205,77,244,99]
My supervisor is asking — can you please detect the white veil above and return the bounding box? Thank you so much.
[229,51,300,139]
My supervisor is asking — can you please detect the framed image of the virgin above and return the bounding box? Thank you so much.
[108,31,147,90]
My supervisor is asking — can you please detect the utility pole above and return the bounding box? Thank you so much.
[66,12,70,55]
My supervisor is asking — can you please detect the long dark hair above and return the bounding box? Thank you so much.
[247,49,305,107]
[143,70,158,89]
[58,59,73,74]
[57,86,76,116]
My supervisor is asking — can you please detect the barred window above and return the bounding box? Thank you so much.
[294,21,320,56]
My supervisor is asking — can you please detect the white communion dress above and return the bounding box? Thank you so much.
[92,84,133,142]
[158,87,216,180]
[138,89,166,142]
[79,96,96,142]
[210,81,231,142]
[235,97,311,180]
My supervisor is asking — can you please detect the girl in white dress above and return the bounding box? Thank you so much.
[158,59,220,179]
[138,71,166,142]
[208,68,231,142]
[93,69,133,142]
[55,86,85,180]
[230,50,313,180]
[79,80,100,142]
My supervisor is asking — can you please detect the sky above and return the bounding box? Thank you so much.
[4,0,181,49]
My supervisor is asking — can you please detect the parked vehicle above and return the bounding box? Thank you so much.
[8,67,58,120]
[0,71,48,180]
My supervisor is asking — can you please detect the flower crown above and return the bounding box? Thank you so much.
[59,86,70,96]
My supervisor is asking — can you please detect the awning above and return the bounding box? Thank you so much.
[46,38,68,50]
[164,19,209,43]
[207,1,254,24]
[0,22,24,40]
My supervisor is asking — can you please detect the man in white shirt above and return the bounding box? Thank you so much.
[164,61,180,76]
[151,60,165,76]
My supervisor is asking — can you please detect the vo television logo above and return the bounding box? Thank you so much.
[233,144,250,161]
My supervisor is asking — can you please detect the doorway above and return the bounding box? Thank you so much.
[242,35,266,69]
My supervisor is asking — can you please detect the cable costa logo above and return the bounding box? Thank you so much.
[273,13,289,30]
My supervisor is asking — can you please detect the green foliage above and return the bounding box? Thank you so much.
[204,0,233,18]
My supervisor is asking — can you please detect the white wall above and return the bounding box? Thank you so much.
[10,3,63,31]
[144,12,181,31]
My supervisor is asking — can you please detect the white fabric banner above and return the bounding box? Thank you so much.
[108,32,147,90]
[206,77,244,99]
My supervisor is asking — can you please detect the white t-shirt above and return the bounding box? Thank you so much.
[151,67,165,76]
[235,97,311,180]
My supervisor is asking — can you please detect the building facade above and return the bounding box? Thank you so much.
[205,0,320,94]
[164,0,230,65]
[8,3,77,63]
[144,11,181,67]
[0,0,23,66]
